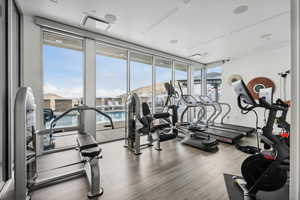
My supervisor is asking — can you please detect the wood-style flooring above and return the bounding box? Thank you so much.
[31,135,256,200]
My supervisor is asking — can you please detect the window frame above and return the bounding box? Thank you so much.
[39,30,208,153]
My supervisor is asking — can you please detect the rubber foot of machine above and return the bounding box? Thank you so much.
[87,187,104,198]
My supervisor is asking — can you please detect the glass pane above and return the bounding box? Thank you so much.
[130,52,153,109]
[192,66,202,96]
[206,66,223,119]
[174,62,188,94]
[96,43,127,142]
[192,65,202,120]
[0,0,7,183]
[174,62,188,122]
[155,58,172,112]
[43,32,83,150]
[206,66,223,102]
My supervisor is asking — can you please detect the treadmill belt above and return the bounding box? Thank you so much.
[214,123,255,135]
[201,128,243,144]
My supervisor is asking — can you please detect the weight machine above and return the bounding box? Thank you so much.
[15,87,114,199]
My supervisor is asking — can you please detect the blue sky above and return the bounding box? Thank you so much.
[43,44,220,98]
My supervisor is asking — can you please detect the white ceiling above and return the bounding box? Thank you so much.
[17,0,290,63]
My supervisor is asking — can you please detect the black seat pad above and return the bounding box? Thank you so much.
[159,132,177,141]
[153,112,170,119]
[77,134,101,158]
[150,124,170,132]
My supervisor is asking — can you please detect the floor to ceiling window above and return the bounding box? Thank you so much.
[130,52,153,110]
[95,43,127,142]
[174,62,189,122]
[206,66,223,102]
[41,30,204,148]
[0,0,7,186]
[205,66,223,121]
[192,65,203,120]
[43,32,83,150]
[0,0,21,186]
[154,58,172,112]
[192,66,202,97]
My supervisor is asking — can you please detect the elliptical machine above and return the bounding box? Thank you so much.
[231,80,289,200]
[164,82,218,152]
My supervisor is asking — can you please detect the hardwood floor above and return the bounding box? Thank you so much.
[31,135,256,200]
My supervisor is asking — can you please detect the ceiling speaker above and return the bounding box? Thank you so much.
[247,77,276,99]
[228,74,243,86]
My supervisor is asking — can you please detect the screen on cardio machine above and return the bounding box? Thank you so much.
[259,87,273,105]
[199,96,212,103]
[232,80,256,105]
[182,95,198,105]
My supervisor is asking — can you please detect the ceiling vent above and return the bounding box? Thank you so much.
[80,15,111,30]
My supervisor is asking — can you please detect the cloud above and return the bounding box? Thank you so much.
[96,88,125,97]
[44,83,126,98]
[44,83,82,99]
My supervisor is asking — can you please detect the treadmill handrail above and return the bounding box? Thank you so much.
[179,95,201,123]
[196,96,217,125]
[196,104,206,123]
[210,102,223,124]
[219,103,231,124]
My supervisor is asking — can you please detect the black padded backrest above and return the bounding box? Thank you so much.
[164,82,176,96]
[142,102,151,116]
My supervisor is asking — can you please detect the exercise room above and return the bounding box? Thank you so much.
[1,0,299,200]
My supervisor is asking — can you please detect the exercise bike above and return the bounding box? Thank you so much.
[231,80,289,200]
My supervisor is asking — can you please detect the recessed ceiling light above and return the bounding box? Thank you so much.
[183,0,192,4]
[104,14,117,24]
[50,0,58,3]
[233,5,248,14]
[261,33,272,40]
[170,39,178,44]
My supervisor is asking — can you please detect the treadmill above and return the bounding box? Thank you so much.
[199,96,255,136]
[177,83,244,145]
[192,100,244,144]
[164,82,218,151]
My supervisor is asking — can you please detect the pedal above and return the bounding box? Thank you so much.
[233,177,251,200]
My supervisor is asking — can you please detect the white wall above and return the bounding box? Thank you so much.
[22,15,43,129]
[220,45,290,129]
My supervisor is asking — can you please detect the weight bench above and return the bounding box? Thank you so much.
[76,133,103,198]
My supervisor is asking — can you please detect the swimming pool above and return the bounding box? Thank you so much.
[45,110,126,128]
